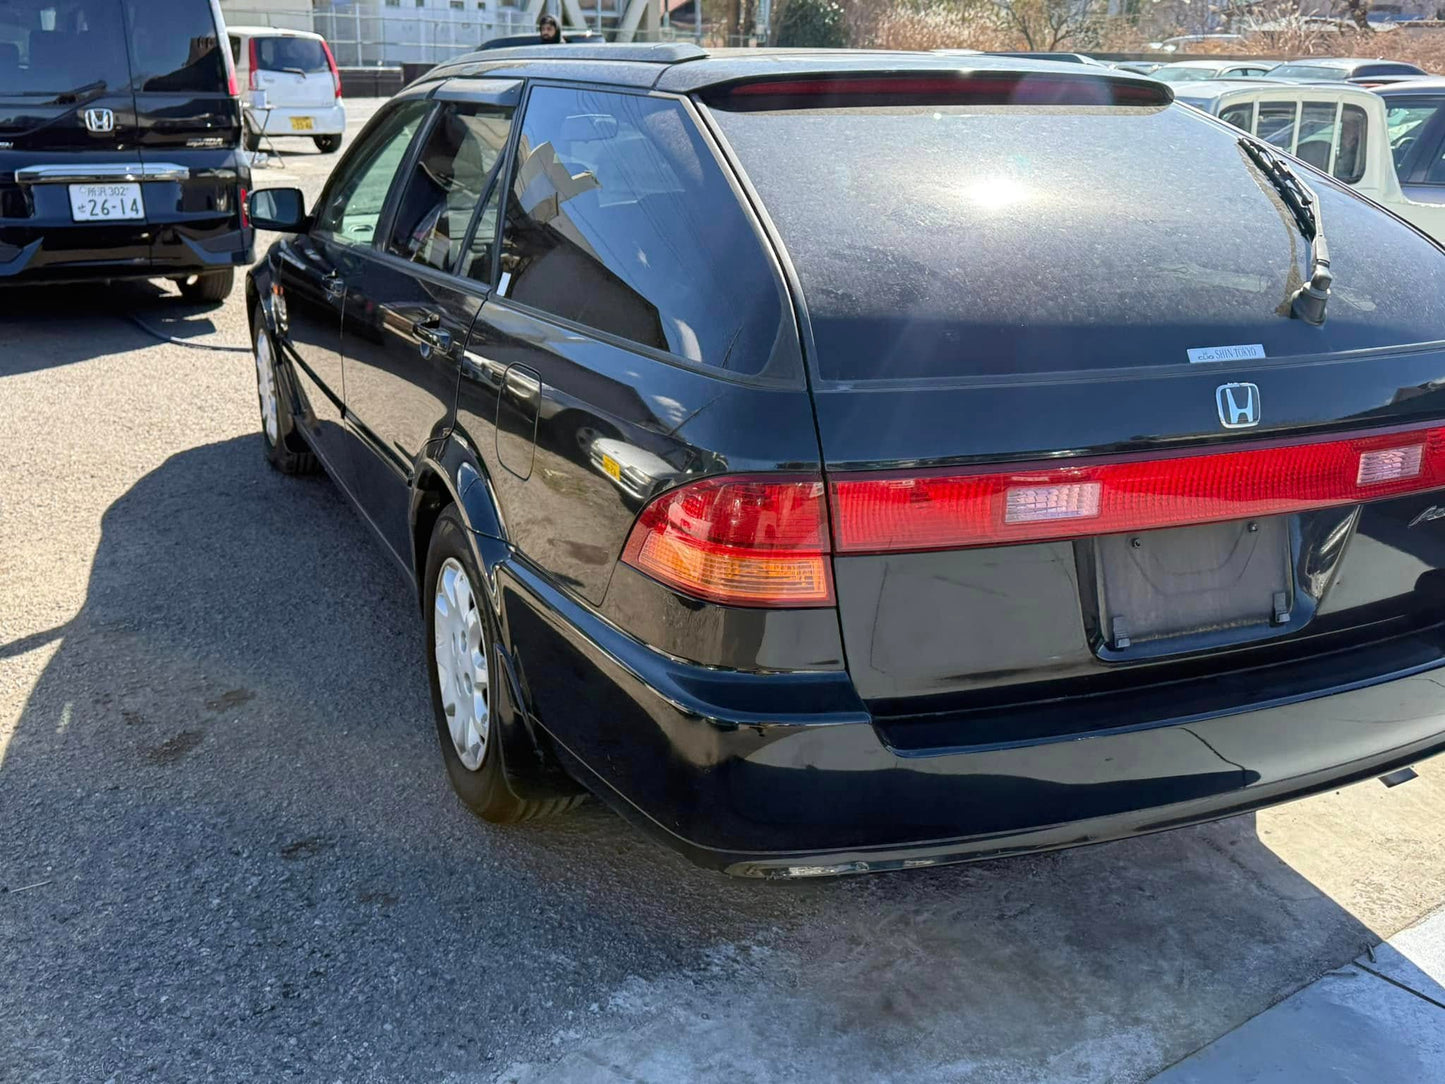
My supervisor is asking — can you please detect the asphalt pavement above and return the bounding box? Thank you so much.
[3,101,1445,1084]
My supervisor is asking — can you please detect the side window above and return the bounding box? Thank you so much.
[462,178,504,284]
[1220,103,1253,131]
[1256,101,1297,150]
[495,86,784,373]
[386,103,514,274]
[1334,104,1368,185]
[122,0,227,93]
[1295,101,1337,172]
[228,35,241,67]
[315,100,429,246]
[1388,100,1445,179]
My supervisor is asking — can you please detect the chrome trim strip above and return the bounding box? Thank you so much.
[14,162,191,184]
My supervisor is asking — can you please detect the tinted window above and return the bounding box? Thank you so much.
[496,86,783,373]
[387,103,513,274]
[1295,100,1337,171]
[462,175,503,283]
[1257,101,1297,148]
[0,0,130,98]
[711,100,1445,381]
[1219,102,1253,130]
[316,100,428,245]
[1387,100,1445,173]
[254,35,328,74]
[1334,104,1367,184]
[123,0,227,93]
[1358,63,1422,77]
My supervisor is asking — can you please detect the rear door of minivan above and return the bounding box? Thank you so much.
[0,0,241,280]
[0,0,149,276]
[122,0,245,276]
[705,73,1445,754]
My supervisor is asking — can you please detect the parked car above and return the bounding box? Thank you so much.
[1376,79,1445,220]
[0,0,250,299]
[1150,59,1278,82]
[1174,79,1445,241]
[1265,57,1427,86]
[1112,60,1165,75]
[227,26,344,154]
[246,46,1445,877]
[1150,33,1247,52]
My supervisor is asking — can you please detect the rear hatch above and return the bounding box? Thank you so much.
[0,0,241,276]
[706,70,1445,749]
[246,33,336,109]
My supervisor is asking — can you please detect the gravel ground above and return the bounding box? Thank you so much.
[3,100,1444,1084]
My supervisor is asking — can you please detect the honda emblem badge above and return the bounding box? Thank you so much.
[84,107,115,134]
[1216,383,1260,429]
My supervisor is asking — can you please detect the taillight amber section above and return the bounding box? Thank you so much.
[621,476,833,608]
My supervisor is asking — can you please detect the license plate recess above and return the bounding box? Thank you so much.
[1092,518,1292,655]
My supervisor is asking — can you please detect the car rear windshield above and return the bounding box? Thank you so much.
[254,35,328,74]
[0,0,226,97]
[710,98,1445,382]
[1270,64,1349,81]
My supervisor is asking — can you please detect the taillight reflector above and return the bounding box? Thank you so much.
[248,38,259,91]
[830,426,1445,554]
[622,476,833,608]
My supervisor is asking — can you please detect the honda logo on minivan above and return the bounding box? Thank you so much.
[1216,383,1260,429]
[84,108,115,134]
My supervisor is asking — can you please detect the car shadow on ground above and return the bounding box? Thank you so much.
[0,435,1391,1081]
[0,282,235,378]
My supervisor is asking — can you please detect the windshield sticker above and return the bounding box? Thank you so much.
[1188,344,1266,364]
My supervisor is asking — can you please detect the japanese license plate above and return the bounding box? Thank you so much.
[289,116,315,131]
[69,183,144,222]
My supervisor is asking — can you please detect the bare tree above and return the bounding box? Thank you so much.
[992,0,1104,49]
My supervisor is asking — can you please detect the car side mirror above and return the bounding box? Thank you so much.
[249,188,308,232]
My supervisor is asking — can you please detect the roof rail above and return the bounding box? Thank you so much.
[461,42,708,64]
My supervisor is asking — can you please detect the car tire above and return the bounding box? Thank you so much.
[314,134,342,154]
[424,506,585,824]
[177,268,235,303]
[251,305,319,476]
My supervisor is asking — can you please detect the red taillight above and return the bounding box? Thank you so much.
[239,185,249,229]
[622,476,834,608]
[830,425,1445,554]
[321,39,342,101]
[248,38,259,91]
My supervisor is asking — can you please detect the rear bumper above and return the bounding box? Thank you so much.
[0,149,252,284]
[258,104,345,136]
[498,549,1445,877]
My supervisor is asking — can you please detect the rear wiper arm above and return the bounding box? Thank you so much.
[1239,137,1332,325]
[49,79,107,105]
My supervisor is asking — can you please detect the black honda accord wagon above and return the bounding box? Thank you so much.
[245,45,1445,876]
[0,0,250,300]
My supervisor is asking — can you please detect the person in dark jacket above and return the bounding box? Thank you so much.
[537,13,565,43]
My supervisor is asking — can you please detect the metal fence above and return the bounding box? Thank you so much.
[219,4,684,66]
[221,6,537,65]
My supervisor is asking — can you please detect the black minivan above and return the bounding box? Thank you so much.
[0,0,250,300]
[247,46,1445,876]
